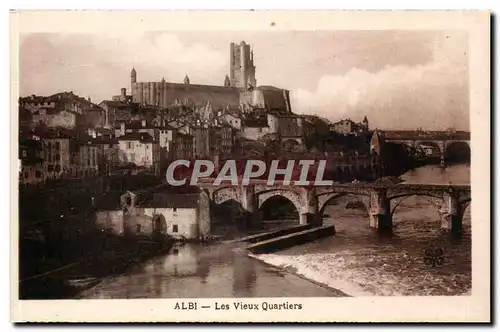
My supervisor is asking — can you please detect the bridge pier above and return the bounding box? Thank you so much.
[241,185,260,226]
[299,213,308,225]
[440,151,446,168]
[441,194,462,237]
[301,187,321,226]
[369,189,392,233]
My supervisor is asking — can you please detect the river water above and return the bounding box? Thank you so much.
[79,164,471,299]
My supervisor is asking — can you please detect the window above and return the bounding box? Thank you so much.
[55,153,60,161]
[22,150,27,157]
[172,249,179,255]
[172,225,178,233]
[24,172,29,179]
[173,207,177,212]
[35,170,42,178]
[136,224,141,233]
[127,142,133,149]
[55,142,60,150]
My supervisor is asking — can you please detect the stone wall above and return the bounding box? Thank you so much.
[239,126,270,141]
[95,210,124,235]
[133,82,241,110]
[143,207,198,240]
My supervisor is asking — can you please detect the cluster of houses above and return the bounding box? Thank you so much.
[18,87,310,186]
[17,41,379,241]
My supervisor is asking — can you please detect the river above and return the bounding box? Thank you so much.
[79,163,471,299]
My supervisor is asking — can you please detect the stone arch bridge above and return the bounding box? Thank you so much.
[384,132,470,166]
[197,179,471,237]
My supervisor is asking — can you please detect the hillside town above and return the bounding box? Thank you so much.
[18,40,472,301]
[19,41,380,186]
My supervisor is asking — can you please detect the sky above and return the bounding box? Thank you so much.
[19,30,469,130]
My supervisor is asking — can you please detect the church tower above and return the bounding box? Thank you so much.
[184,74,190,85]
[229,41,256,88]
[224,75,231,87]
[131,67,137,84]
[130,67,137,103]
[362,116,369,131]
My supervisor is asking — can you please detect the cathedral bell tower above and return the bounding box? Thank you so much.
[131,67,137,84]
[229,41,256,88]
[130,67,137,103]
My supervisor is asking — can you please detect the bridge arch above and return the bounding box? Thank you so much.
[388,192,445,202]
[414,140,445,158]
[457,197,471,223]
[317,192,370,217]
[212,186,242,205]
[258,195,300,221]
[444,141,471,163]
[460,199,471,224]
[388,193,446,222]
[256,189,303,216]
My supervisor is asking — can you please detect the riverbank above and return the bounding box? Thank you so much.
[19,234,174,299]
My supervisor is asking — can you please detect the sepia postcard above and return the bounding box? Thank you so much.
[10,10,490,323]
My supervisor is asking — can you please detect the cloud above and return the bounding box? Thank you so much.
[290,32,469,130]
[19,31,469,131]
[19,32,226,103]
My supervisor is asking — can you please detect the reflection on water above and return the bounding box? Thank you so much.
[401,164,470,184]
[80,164,471,298]
[79,242,340,299]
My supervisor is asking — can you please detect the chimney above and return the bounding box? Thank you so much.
[87,96,91,103]
[120,122,125,136]
[121,88,126,98]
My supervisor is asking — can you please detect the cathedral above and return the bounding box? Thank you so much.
[114,41,292,114]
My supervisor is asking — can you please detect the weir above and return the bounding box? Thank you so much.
[227,224,314,244]
[246,225,337,254]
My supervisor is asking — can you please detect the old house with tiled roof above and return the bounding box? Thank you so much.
[117,132,160,174]
[96,190,200,240]
[330,117,369,135]
[20,91,106,129]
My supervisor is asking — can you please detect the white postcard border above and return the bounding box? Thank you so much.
[10,10,491,323]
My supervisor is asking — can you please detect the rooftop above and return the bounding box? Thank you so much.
[138,193,199,209]
[257,85,286,91]
[242,117,268,128]
[117,132,156,143]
